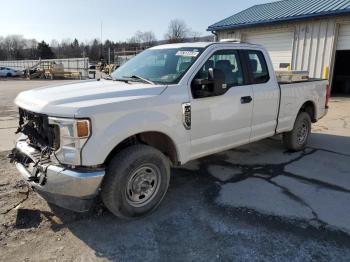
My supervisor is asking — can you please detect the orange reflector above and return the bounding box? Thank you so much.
[77,120,90,138]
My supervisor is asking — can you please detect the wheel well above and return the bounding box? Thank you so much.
[300,101,316,123]
[104,132,179,166]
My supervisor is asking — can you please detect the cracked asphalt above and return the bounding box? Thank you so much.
[1,80,350,261]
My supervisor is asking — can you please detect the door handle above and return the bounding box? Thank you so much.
[241,96,253,104]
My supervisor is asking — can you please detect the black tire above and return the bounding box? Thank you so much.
[6,73,12,77]
[101,144,170,219]
[283,112,311,151]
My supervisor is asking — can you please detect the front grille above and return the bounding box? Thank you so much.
[17,108,60,153]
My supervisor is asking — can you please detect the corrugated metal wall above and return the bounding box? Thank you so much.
[216,17,350,80]
[292,19,337,79]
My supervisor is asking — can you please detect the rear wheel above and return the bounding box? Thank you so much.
[101,144,170,219]
[6,72,12,77]
[283,112,311,151]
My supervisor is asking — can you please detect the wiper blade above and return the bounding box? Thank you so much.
[113,78,131,83]
[123,75,155,85]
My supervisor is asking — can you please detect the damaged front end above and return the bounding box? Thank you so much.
[16,108,60,154]
[10,108,105,212]
[9,108,60,184]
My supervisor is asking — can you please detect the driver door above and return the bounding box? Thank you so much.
[189,49,253,159]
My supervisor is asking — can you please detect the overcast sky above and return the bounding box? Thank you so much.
[0,0,272,43]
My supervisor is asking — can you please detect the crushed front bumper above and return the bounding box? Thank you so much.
[11,140,105,212]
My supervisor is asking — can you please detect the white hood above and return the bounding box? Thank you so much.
[15,80,167,117]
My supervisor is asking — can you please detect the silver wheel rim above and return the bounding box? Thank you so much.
[296,120,309,145]
[125,164,161,207]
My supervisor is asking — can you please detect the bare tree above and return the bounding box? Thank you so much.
[25,38,38,59]
[141,31,157,46]
[0,36,5,60]
[89,38,101,61]
[50,39,59,48]
[3,35,26,60]
[0,32,159,62]
[128,31,143,44]
[165,19,190,43]
[128,31,157,47]
[189,31,202,42]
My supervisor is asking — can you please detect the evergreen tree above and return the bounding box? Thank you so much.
[37,41,55,59]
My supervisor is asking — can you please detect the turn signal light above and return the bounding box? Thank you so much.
[77,120,90,138]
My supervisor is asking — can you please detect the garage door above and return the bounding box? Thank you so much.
[337,24,350,50]
[244,31,294,70]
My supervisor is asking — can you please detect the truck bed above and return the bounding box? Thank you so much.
[276,79,328,134]
[278,78,326,85]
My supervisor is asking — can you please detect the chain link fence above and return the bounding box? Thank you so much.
[0,58,89,78]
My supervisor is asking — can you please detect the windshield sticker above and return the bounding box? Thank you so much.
[176,51,200,57]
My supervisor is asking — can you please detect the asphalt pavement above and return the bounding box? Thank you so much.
[0,80,350,261]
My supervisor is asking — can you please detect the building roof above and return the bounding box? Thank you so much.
[208,0,350,31]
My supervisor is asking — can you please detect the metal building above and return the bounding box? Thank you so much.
[208,0,350,95]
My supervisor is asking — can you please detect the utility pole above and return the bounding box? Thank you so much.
[100,21,103,60]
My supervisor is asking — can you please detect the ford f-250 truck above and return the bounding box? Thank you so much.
[10,42,329,218]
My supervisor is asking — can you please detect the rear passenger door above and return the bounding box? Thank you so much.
[243,50,280,142]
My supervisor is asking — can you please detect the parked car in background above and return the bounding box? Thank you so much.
[88,63,96,70]
[0,67,23,77]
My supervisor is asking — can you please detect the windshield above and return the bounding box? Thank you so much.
[111,47,204,84]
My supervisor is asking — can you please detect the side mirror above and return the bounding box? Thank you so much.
[208,68,227,96]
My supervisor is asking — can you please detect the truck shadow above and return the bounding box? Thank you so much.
[15,133,350,261]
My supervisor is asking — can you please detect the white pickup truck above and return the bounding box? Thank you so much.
[10,42,329,218]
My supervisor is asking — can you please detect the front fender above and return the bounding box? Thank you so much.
[81,109,190,166]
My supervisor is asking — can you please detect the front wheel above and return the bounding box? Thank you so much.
[101,144,170,219]
[283,112,311,151]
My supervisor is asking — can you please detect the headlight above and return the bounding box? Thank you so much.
[48,117,91,166]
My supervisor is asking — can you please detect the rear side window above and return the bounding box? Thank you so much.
[246,50,269,84]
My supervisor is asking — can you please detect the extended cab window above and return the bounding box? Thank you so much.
[246,50,269,84]
[192,50,244,98]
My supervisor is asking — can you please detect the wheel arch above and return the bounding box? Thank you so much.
[104,131,180,167]
[299,100,317,123]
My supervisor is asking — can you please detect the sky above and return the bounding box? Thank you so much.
[0,0,272,43]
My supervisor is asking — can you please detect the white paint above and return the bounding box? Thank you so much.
[337,23,350,50]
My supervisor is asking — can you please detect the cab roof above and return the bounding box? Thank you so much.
[150,41,259,50]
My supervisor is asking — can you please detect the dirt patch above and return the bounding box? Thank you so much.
[0,151,105,261]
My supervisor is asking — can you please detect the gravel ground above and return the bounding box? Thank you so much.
[0,80,350,261]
